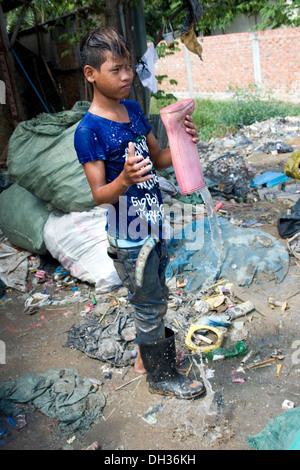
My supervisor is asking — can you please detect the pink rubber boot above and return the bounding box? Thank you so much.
[160,99,205,195]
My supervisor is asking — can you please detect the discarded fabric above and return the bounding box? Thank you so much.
[287,232,300,260]
[0,368,105,436]
[66,312,136,367]
[257,141,294,154]
[0,241,31,292]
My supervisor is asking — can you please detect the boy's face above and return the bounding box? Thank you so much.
[84,51,133,100]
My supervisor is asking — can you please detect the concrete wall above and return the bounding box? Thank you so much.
[154,27,300,102]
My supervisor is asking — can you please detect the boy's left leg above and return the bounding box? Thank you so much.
[129,240,169,344]
[108,240,206,399]
[134,346,146,374]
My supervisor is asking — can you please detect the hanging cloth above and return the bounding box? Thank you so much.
[136,43,159,93]
[181,22,203,59]
[180,0,204,59]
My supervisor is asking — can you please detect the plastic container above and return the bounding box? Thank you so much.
[160,99,206,195]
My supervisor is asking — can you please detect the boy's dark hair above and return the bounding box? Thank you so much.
[80,27,130,70]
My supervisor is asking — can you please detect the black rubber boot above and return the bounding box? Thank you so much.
[139,328,206,400]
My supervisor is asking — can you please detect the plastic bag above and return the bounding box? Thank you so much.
[285,149,300,180]
[43,207,122,292]
[166,218,289,290]
[277,198,300,239]
[0,184,50,254]
[7,102,95,212]
[247,407,300,450]
[0,241,30,292]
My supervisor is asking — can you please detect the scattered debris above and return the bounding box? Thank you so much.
[142,404,163,425]
[112,375,143,391]
[243,357,276,370]
[282,400,295,411]
[1,113,300,450]
[84,441,101,450]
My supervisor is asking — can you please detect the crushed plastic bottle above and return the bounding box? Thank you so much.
[224,301,255,320]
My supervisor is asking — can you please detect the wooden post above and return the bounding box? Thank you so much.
[0,3,25,126]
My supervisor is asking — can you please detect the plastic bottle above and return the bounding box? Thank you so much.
[202,341,247,360]
[160,99,206,195]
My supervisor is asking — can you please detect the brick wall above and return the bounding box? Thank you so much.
[154,27,300,101]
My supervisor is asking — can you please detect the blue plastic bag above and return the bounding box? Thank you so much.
[166,218,289,290]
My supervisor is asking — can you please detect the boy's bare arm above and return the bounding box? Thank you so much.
[83,142,153,206]
[148,115,199,171]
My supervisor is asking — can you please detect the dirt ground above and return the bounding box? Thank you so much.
[0,152,300,452]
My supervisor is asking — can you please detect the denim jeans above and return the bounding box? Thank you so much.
[107,240,170,343]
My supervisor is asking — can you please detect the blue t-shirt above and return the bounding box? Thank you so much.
[74,100,164,241]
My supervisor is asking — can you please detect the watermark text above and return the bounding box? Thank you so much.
[0,80,5,104]
[0,340,5,364]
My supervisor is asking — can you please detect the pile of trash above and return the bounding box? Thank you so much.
[1,108,300,450]
[196,115,300,201]
[62,273,288,372]
[0,108,300,297]
[65,289,138,367]
[0,102,122,293]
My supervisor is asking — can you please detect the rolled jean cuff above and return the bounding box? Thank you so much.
[107,240,170,344]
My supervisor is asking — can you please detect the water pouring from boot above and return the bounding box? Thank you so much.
[160,99,224,292]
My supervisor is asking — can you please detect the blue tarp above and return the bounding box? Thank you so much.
[166,218,289,290]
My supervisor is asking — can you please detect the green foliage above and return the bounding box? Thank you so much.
[144,0,182,41]
[155,41,180,58]
[151,73,177,101]
[5,0,103,36]
[221,84,300,127]
[151,85,300,141]
[5,0,300,37]
[257,0,300,30]
[5,6,34,32]
[191,99,237,140]
[5,0,77,32]
[150,95,177,113]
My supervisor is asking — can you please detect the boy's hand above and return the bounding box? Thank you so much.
[184,115,199,143]
[121,142,154,187]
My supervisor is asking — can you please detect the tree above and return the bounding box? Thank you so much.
[3,0,300,116]
[143,0,300,39]
[5,1,300,36]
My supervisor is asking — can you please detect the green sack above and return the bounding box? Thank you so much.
[7,101,95,213]
[247,407,300,450]
[0,184,50,254]
[285,149,300,180]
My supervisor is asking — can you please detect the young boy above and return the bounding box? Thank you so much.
[74,27,205,399]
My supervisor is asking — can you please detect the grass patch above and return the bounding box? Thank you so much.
[150,85,300,141]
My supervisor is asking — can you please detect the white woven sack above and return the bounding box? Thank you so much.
[43,207,121,292]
